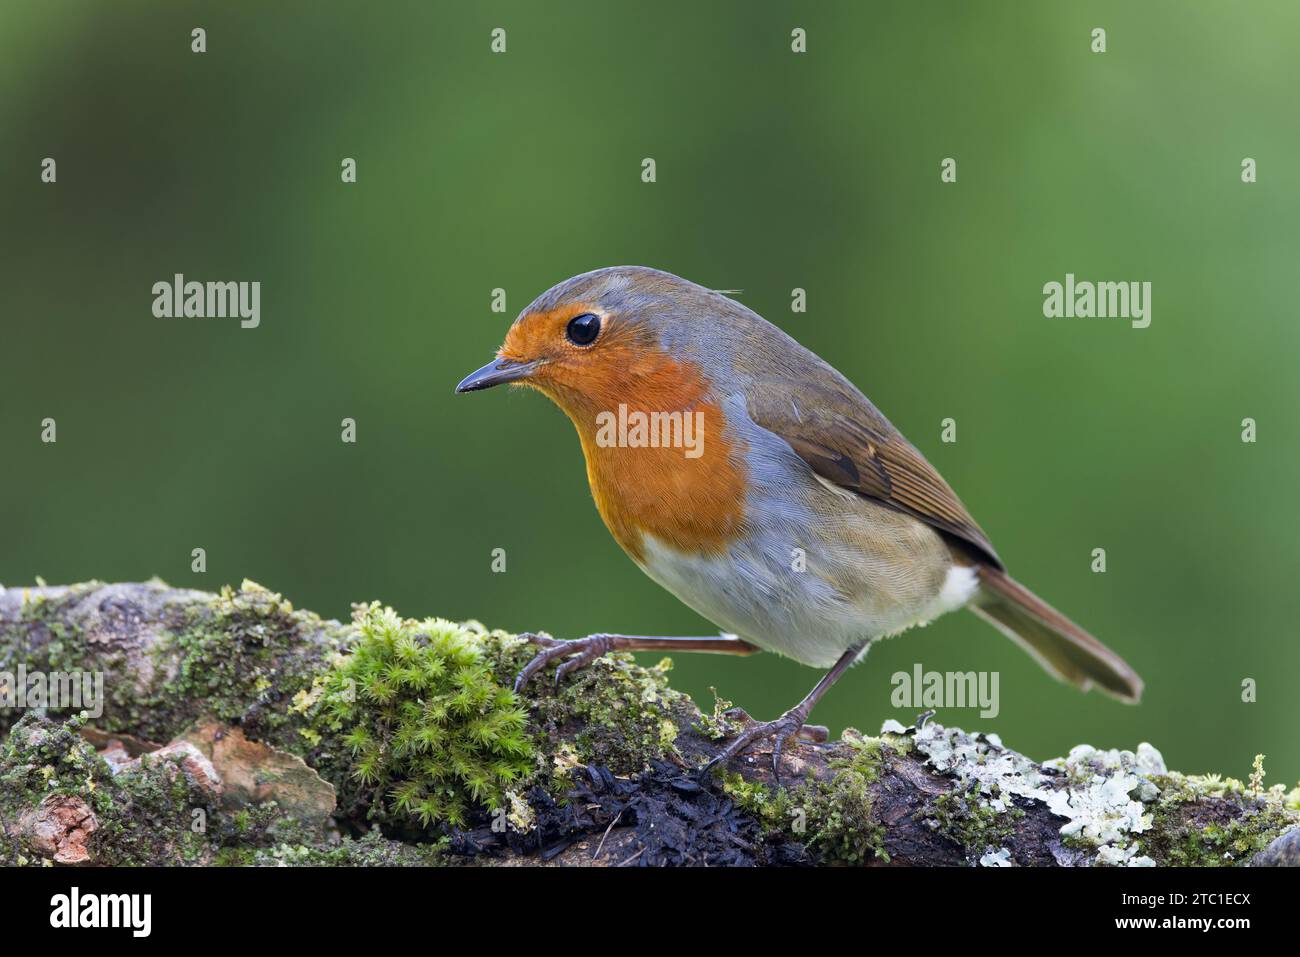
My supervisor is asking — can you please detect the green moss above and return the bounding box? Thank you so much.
[1141,772,1295,866]
[724,773,799,831]
[0,711,103,810]
[722,732,904,865]
[0,581,349,745]
[0,712,222,866]
[927,786,1023,859]
[0,586,95,735]
[98,758,216,866]
[524,650,689,776]
[19,589,91,673]
[796,770,886,863]
[795,735,906,864]
[309,604,534,830]
[693,688,742,741]
[149,581,345,746]
[840,729,912,775]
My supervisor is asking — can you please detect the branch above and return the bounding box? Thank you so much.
[0,581,1296,867]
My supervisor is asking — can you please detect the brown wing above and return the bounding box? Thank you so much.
[746,376,1003,569]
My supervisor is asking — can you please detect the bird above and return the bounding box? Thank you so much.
[455,266,1143,775]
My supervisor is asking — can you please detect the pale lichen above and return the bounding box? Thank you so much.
[909,723,1163,866]
[1040,742,1162,865]
[905,722,1298,867]
[504,789,535,834]
[980,846,1013,867]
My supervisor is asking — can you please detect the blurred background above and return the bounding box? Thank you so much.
[2,1,1297,783]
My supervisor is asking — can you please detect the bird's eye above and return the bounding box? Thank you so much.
[565,313,601,346]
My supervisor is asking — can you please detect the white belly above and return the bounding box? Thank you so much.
[637,533,978,669]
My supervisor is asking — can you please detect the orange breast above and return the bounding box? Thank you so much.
[579,404,746,563]
[533,349,748,563]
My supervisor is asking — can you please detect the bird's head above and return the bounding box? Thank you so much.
[455,266,736,423]
[455,266,754,557]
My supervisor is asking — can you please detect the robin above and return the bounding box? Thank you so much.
[456,266,1142,774]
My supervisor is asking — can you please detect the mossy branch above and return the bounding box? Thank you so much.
[0,580,1296,867]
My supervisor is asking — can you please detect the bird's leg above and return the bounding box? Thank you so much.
[513,633,760,693]
[703,642,865,783]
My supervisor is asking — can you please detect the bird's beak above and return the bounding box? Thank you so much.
[454,358,540,394]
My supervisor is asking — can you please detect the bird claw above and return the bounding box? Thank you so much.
[700,708,809,787]
[513,633,617,694]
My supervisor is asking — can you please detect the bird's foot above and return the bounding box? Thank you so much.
[513,632,620,693]
[702,704,812,786]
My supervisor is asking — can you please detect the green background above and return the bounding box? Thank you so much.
[3,2,1296,784]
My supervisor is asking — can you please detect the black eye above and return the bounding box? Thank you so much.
[565,313,601,346]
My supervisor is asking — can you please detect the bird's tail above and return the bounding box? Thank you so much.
[969,565,1143,702]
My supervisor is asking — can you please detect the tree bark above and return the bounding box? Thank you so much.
[0,580,1295,867]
